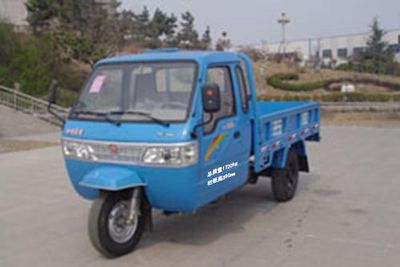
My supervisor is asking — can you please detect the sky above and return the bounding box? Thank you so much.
[120,0,400,46]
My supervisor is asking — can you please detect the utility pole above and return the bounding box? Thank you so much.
[277,12,291,55]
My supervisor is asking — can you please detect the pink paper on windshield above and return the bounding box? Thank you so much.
[89,75,106,93]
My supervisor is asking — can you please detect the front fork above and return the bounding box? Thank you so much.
[126,187,153,231]
[127,187,141,224]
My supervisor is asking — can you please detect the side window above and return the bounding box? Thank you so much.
[204,67,236,133]
[235,66,249,113]
[240,61,251,99]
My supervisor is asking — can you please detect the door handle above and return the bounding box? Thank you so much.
[233,131,241,139]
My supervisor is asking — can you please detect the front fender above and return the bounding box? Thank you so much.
[79,167,145,191]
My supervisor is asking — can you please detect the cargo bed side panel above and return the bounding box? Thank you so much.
[253,101,320,173]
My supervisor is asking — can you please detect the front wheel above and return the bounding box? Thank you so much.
[271,149,299,202]
[88,190,146,258]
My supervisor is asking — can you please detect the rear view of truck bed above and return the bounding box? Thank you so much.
[253,101,320,173]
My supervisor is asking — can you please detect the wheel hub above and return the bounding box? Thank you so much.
[108,201,138,244]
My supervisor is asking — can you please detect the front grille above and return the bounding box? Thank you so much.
[62,138,146,165]
[89,142,145,163]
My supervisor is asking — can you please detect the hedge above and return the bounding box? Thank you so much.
[56,87,78,107]
[266,73,327,92]
[267,73,400,93]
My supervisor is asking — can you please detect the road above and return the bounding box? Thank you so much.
[1,126,400,267]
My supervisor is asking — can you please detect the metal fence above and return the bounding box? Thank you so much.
[0,85,69,125]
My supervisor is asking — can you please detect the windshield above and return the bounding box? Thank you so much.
[71,61,197,122]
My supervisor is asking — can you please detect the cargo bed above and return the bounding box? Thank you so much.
[253,101,320,173]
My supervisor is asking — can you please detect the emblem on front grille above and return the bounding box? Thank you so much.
[66,128,84,136]
[108,144,119,154]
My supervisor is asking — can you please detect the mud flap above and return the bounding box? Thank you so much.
[298,155,309,172]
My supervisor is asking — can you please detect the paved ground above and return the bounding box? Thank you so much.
[1,126,400,267]
[0,106,59,153]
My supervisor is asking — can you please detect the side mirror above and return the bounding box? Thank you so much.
[47,80,58,105]
[202,83,221,113]
[191,83,221,138]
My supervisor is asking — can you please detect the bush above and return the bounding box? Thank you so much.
[57,87,78,107]
[392,94,400,101]
[0,22,20,66]
[266,73,326,92]
[335,63,353,71]
[0,26,55,96]
[53,30,106,64]
[0,21,88,107]
[341,93,390,102]
[365,93,392,102]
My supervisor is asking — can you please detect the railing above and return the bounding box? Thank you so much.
[0,85,69,125]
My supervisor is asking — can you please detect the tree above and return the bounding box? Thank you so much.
[134,6,150,41]
[177,11,199,48]
[200,26,212,50]
[25,0,60,33]
[0,21,20,65]
[118,10,136,39]
[147,9,177,41]
[359,18,394,74]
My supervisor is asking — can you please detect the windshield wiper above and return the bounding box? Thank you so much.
[71,110,121,126]
[71,109,170,127]
[109,110,170,127]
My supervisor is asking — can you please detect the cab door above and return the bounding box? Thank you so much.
[197,64,251,206]
[233,64,252,170]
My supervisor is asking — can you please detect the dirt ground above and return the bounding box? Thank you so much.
[0,139,57,154]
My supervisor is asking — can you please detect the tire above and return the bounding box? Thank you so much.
[271,149,299,202]
[88,190,146,258]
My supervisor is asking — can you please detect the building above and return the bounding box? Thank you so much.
[262,29,400,66]
[0,0,28,29]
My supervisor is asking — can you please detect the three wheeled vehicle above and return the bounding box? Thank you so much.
[48,49,320,258]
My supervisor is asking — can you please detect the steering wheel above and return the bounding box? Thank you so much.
[161,102,187,109]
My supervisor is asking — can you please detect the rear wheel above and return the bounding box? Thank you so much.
[271,149,299,202]
[88,190,146,258]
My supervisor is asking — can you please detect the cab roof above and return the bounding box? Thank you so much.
[96,48,243,66]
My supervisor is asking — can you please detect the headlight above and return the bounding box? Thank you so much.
[62,140,97,161]
[143,143,197,166]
